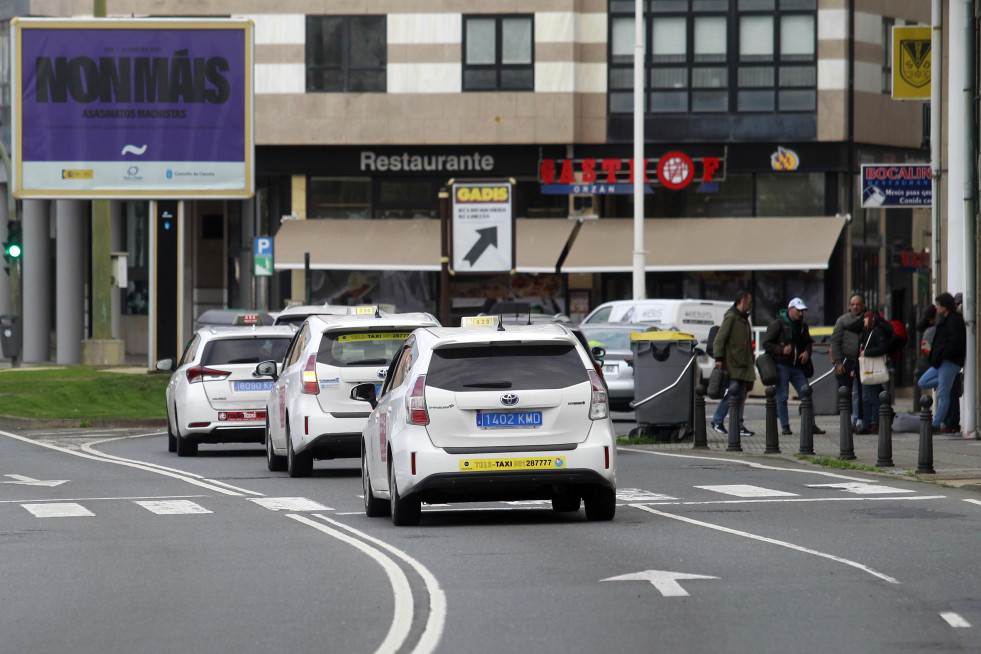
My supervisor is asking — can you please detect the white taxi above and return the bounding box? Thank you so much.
[156,317,295,457]
[351,317,617,526]
[255,307,440,477]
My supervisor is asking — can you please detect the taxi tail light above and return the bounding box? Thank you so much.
[186,365,230,384]
[588,370,609,420]
[302,355,320,394]
[406,375,429,425]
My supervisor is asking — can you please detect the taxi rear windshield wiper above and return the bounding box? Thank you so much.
[461,381,512,388]
[352,358,388,365]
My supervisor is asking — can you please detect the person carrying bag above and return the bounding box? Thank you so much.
[855,311,893,434]
[762,298,824,436]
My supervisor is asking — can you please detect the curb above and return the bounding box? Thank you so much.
[0,416,167,431]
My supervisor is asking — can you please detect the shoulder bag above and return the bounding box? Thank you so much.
[859,332,889,385]
[755,352,779,386]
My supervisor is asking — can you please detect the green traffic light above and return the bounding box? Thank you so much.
[7,244,21,259]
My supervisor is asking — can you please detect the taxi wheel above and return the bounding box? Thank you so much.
[362,443,389,518]
[584,487,616,521]
[286,424,313,478]
[389,461,420,526]
[266,418,286,472]
[175,432,198,457]
[551,495,581,513]
[166,409,177,453]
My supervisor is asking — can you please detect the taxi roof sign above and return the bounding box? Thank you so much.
[461,315,500,328]
[232,313,264,326]
[353,305,380,316]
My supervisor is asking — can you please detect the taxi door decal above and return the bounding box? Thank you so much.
[379,412,388,462]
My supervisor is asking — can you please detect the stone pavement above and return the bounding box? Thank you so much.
[640,400,981,492]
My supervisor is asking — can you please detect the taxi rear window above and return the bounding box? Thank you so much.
[426,344,587,391]
[317,331,412,367]
[202,337,291,365]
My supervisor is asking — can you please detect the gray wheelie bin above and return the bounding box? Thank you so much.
[629,331,698,441]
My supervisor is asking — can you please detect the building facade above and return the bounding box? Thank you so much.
[0,1,934,385]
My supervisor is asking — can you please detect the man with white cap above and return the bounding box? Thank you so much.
[762,297,825,436]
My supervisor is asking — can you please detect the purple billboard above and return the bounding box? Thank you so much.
[12,18,254,198]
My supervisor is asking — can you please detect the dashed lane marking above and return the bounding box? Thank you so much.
[136,500,212,515]
[940,612,972,628]
[248,497,332,512]
[22,502,94,518]
[695,484,798,498]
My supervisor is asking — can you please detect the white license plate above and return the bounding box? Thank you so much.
[603,364,618,374]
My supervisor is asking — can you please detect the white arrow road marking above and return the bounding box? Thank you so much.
[136,500,212,515]
[632,504,899,584]
[2,474,68,487]
[602,570,720,597]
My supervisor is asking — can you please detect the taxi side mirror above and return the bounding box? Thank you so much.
[350,382,378,409]
[155,358,174,372]
[253,360,279,381]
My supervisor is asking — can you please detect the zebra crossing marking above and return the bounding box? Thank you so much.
[695,484,798,498]
[807,482,912,495]
[248,497,332,512]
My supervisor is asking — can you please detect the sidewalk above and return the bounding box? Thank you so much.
[640,403,981,492]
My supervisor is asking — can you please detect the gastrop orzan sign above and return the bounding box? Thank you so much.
[11,18,254,199]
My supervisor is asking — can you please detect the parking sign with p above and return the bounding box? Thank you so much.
[254,237,273,277]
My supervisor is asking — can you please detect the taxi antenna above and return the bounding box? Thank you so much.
[497,314,505,331]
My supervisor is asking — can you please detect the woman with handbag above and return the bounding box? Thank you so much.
[856,311,894,434]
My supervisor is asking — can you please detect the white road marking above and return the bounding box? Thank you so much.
[696,484,798,498]
[313,514,446,654]
[287,514,413,654]
[635,496,947,506]
[964,499,981,507]
[22,502,95,518]
[0,430,257,497]
[940,612,972,628]
[136,500,212,515]
[2,474,68,487]
[617,487,677,502]
[0,495,205,504]
[807,482,913,495]
[631,504,899,584]
[248,497,331,512]
[619,446,875,481]
[602,569,719,597]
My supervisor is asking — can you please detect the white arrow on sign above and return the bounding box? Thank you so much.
[601,569,720,597]
[2,474,69,487]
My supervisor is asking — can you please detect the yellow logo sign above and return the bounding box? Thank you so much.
[770,147,799,171]
[61,169,94,179]
[893,26,931,100]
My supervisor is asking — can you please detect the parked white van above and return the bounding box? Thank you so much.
[582,299,732,381]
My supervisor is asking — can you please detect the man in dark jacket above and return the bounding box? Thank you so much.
[762,298,825,436]
[916,292,966,433]
[710,290,756,437]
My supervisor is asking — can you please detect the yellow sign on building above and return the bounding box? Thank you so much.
[892,26,931,99]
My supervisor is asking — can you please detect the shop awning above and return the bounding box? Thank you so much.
[560,216,847,273]
[273,218,578,272]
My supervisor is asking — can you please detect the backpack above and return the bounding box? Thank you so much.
[705,324,720,358]
[886,319,907,360]
[920,325,936,356]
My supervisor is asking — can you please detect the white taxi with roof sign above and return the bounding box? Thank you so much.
[351,316,617,526]
[156,318,295,457]
[254,306,440,477]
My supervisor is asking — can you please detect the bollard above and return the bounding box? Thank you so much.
[726,379,742,452]
[764,386,780,454]
[916,395,935,474]
[693,384,708,449]
[875,390,894,467]
[838,385,856,460]
[799,385,814,455]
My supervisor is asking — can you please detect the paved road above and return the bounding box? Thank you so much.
[2,426,979,654]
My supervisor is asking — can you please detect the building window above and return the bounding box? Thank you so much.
[308,177,372,219]
[306,16,386,92]
[882,18,894,95]
[608,0,816,116]
[463,15,534,91]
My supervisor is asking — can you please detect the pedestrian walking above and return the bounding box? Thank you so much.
[917,292,966,433]
[856,311,894,434]
[831,294,866,431]
[762,298,826,436]
[709,290,756,437]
